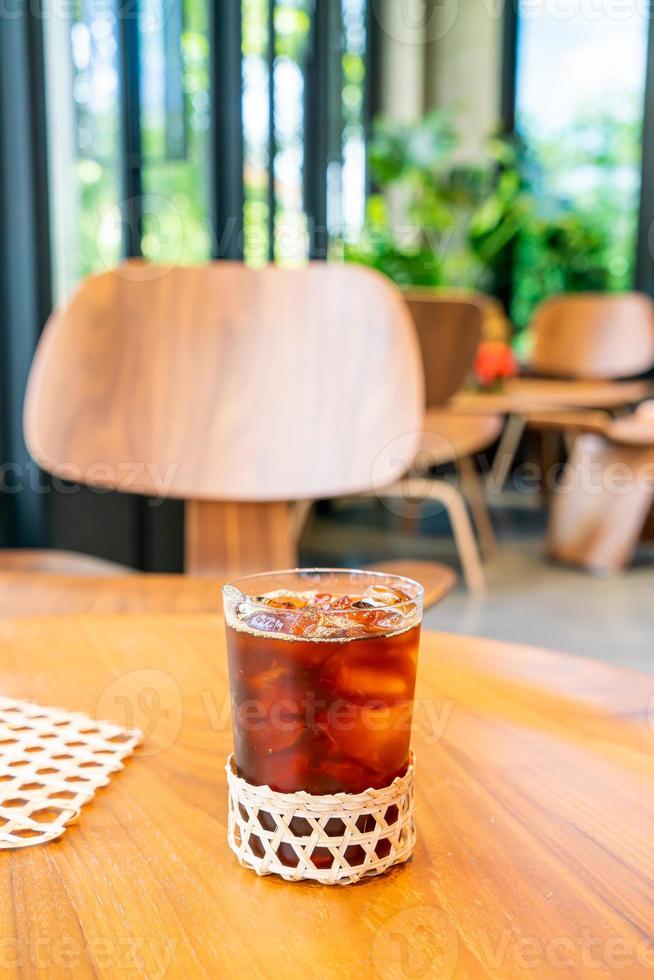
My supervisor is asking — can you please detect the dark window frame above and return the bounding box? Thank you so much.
[0,5,52,548]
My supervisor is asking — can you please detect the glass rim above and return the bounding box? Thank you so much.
[222,566,425,615]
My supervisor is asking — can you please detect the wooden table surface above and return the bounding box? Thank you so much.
[451,378,653,415]
[1,613,653,978]
[0,562,455,618]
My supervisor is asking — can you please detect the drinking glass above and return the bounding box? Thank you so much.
[222,568,424,797]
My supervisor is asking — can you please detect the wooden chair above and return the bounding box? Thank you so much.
[374,290,503,593]
[453,293,654,488]
[4,260,456,607]
[547,402,654,573]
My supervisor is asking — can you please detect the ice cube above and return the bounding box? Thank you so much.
[334,703,411,776]
[322,648,414,702]
[363,585,412,607]
[260,591,308,610]
[244,611,290,635]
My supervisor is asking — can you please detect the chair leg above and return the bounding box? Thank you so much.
[489,414,526,491]
[185,500,296,576]
[458,456,497,558]
[291,500,314,547]
[422,479,486,596]
[540,428,561,499]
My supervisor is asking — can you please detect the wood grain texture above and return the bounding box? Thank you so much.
[451,379,654,415]
[404,291,484,407]
[24,261,424,502]
[0,574,224,616]
[418,410,503,467]
[521,409,612,436]
[605,417,654,450]
[184,500,296,576]
[0,564,454,617]
[1,614,653,978]
[523,410,654,450]
[528,292,654,380]
[540,404,654,571]
[404,287,510,341]
[385,292,499,594]
[548,433,654,572]
[0,550,129,576]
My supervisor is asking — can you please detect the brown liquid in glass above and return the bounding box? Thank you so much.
[226,589,420,868]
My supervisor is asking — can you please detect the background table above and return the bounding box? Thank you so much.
[451,378,653,415]
[0,562,456,618]
[1,614,653,978]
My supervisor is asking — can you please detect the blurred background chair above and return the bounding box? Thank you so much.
[374,291,503,594]
[0,261,456,611]
[452,292,654,488]
[548,401,654,573]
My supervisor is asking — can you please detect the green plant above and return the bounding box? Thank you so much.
[345,111,483,287]
[347,108,640,334]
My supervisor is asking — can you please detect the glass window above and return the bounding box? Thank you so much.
[139,0,211,265]
[271,0,311,266]
[46,0,370,288]
[340,0,367,242]
[243,0,273,266]
[44,0,122,300]
[514,0,649,327]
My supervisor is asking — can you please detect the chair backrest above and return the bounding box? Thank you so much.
[404,290,486,407]
[24,261,424,502]
[528,292,654,380]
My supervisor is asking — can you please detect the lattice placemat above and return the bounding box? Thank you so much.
[0,696,142,849]
[226,753,416,885]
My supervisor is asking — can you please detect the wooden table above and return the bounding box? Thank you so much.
[452,378,654,490]
[0,562,456,618]
[451,378,653,415]
[1,614,653,978]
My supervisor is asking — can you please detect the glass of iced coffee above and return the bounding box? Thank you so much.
[223,569,423,880]
[223,568,423,794]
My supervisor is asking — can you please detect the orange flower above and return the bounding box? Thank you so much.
[474,341,518,388]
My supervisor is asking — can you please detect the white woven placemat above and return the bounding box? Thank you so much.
[0,696,142,849]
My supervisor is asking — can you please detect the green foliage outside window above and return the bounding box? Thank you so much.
[346,108,641,335]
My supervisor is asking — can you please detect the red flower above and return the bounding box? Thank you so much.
[474,341,518,388]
